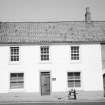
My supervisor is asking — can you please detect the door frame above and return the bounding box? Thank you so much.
[39,70,52,96]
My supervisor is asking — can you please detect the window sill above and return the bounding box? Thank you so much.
[68,87,81,90]
[9,88,25,92]
[39,60,52,64]
[8,61,21,65]
[70,60,81,64]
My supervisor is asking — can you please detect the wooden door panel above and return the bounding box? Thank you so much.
[40,72,50,95]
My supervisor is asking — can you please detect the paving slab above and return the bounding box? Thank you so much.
[0,93,105,103]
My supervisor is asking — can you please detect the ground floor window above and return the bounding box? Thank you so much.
[67,72,81,88]
[10,73,24,89]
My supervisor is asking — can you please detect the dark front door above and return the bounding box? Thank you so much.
[40,72,50,95]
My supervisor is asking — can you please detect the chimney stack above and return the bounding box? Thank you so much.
[85,7,91,22]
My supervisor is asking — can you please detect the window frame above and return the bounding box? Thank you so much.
[9,46,21,64]
[71,46,79,60]
[70,45,81,63]
[10,73,24,89]
[10,46,19,62]
[40,46,50,61]
[67,72,81,88]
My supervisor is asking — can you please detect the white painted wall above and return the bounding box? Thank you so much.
[81,44,103,91]
[0,44,103,93]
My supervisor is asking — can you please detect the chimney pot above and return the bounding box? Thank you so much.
[85,7,91,22]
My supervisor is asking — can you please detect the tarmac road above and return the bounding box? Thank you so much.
[0,102,105,105]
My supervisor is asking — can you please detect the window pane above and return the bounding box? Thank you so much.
[10,82,24,89]
[11,73,17,77]
[75,80,81,87]
[46,55,49,60]
[68,72,73,76]
[68,72,74,79]
[18,73,24,77]
[68,80,74,87]
[75,72,80,79]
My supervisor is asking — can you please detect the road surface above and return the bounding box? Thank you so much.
[0,102,105,105]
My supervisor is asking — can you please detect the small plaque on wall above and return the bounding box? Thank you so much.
[52,78,56,81]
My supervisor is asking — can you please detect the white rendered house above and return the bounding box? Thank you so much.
[0,8,105,98]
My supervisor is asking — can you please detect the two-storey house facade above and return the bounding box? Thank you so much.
[0,8,105,98]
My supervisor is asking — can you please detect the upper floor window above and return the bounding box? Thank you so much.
[67,72,81,88]
[71,46,79,60]
[10,47,19,61]
[40,46,49,61]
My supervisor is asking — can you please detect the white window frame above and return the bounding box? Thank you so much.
[40,46,50,61]
[67,72,81,88]
[9,46,21,64]
[10,46,19,62]
[70,45,81,63]
[10,73,24,89]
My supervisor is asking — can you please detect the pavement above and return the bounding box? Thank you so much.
[0,92,105,104]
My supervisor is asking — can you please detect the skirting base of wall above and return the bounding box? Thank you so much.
[0,91,104,102]
[0,91,104,99]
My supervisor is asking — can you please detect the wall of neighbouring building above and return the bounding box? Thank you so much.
[101,44,105,73]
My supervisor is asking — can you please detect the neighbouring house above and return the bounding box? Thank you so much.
[0,8,105,98]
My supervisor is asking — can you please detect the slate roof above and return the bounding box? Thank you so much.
[0,21,105,44]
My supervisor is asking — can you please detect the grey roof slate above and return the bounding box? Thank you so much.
[0,21,105,44]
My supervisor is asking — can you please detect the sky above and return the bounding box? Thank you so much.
[0,0,105,22]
